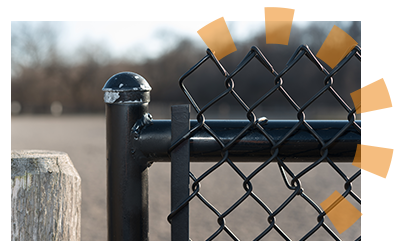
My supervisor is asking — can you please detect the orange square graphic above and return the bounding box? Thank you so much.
[264,7,295,45]
[264,7,295,21]
[350,78,392,114]
[266,21,291,44]
[361,77,393,113]
[316,25,358,69]
[320,190,362,234]
[350,88,361,113]
[197,17,237,60]
[353,144,394,178]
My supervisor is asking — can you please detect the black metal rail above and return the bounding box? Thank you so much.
[139,119,360,163]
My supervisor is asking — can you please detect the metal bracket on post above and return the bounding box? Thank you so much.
[170,105,190,241]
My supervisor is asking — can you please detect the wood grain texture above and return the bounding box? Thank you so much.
[11,150,81,241]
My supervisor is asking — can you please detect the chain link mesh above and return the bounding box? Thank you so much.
[167,44,361,241]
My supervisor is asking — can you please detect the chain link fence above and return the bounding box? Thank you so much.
[167,44,361,241]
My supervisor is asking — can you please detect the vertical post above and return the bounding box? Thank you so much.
[170,105,190,241]
[103,72,152,241]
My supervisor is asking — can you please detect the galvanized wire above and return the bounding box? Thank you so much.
[168,44,361,241]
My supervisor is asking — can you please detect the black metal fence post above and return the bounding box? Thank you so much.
[103,72,152,241]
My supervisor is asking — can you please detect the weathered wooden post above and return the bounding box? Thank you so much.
[11,150,81,241]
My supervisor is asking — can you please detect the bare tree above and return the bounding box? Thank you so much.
[12,22,61,76]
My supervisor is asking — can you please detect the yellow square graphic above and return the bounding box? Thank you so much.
[320,190,362,234]
[316,25,358,69]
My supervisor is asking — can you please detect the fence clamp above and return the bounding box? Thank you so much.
[132,113,153,140]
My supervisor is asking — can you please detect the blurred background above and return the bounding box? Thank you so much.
[11,21,361,241]
[11,21,360,119]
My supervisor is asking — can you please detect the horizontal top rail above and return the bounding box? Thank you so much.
[138,119,360,163]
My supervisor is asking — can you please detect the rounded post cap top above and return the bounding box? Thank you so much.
[102,72,152,92]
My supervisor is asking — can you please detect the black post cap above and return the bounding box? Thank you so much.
[103,72,152,104]
[102,72,151,92]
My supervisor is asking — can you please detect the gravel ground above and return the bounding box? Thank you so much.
[11,115,361,241]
